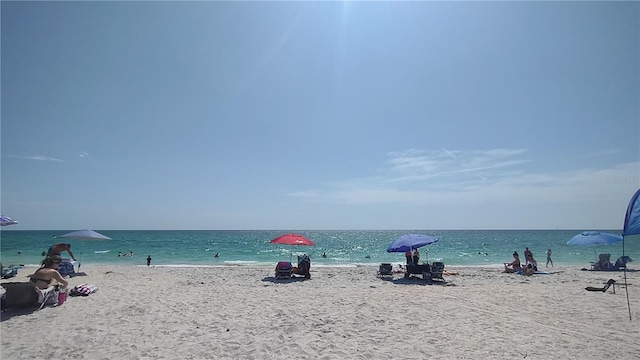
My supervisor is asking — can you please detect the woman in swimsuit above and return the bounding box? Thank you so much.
[30,255,68,290]
[503,252,522,273]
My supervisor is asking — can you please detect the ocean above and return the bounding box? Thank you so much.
[1,230,638,269]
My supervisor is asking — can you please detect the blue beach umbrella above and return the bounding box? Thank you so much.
[567,231,623,261]
[623,188,640,237]
[567,231,623,246]
[621,188,640,321]
[387,234,439,253]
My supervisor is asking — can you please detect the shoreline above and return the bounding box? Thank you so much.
[5,261,597,270]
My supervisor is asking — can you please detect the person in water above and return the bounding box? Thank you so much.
[30,255,68,290]
[321,252,327,258]
[47,243,77,261]
[214,252,219,258]
[146,255,152,266]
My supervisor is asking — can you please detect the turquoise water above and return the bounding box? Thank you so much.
[1,230,638,268]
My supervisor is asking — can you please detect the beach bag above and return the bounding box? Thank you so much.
[41,288,60,307]
[57,289,68,305]
[57,260,75,277]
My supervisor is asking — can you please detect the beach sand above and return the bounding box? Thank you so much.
[2,264,639,359]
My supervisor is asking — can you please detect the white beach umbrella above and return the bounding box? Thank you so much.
[57,229,111,270]
[0,215,19,226]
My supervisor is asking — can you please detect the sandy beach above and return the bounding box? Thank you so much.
[2,264,639,360]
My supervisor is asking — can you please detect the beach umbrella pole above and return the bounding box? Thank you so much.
[78,242,85,271]
[622,237,632,321]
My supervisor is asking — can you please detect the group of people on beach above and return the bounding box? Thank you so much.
[504,247,553,275]
[404,249,420,265]
[29,243,75,292]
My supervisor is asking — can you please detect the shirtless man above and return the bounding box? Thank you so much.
[47,243,77,261]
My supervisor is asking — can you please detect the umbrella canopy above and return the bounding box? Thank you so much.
[0,215,18,226]
[387,233,439,253]
[567,231,623,246]
[623,188,640,236]
[270,233,315,246]
[58,229,111,241]
[57,229,111,271]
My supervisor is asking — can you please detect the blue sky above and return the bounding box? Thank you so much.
[1,1,638,230]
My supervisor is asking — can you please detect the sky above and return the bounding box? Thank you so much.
[1,1,639,230]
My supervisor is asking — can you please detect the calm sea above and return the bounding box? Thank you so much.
[1,230,638,269]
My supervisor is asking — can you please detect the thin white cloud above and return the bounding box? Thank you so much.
[288,163,639,206]
[440,148,458,160]
[78,151,91,158]
[8,154,65,162]
[352,148,531,188]
[385,148,528,178]
[287,148,639,207]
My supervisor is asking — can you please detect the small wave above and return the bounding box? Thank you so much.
[94,250,110,254]
[149,264,219,268]
[222,260,262,266]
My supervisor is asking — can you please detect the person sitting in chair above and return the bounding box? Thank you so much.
[30,255,68,290]
[504,252,522,273]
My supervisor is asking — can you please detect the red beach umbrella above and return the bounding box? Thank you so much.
[270,233,315,246]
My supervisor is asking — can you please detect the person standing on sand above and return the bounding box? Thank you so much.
[546,249,553,267]
[524,247,532,265]
[47,243,77,261]
[405,250,412,265]
[146,255,152,266]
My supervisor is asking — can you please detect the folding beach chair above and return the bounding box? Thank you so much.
[585,279,616,293]
[275,262,293,279]
[591,254,613,271]
[296,255,311,279]
[0,282,58,311]
[430,262,445,282]
[614,256,632,270]
[377,263,393,278]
